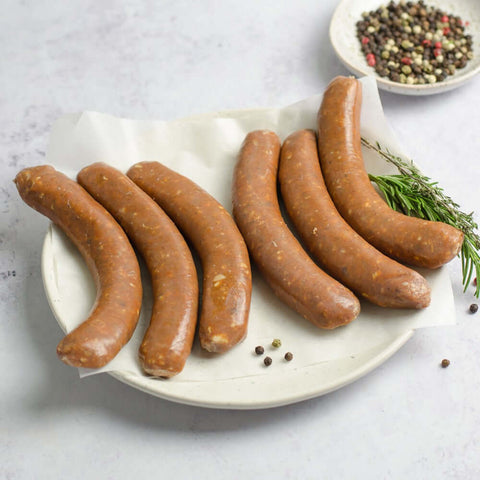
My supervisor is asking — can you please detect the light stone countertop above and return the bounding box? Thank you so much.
[1,1,480,479]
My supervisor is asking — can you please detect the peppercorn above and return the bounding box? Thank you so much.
[284,352,293,361]
[272,338,282,348]
[356,1,474,85]
[366,52,377,66]
[264,356,272,366]
[469,303,478,314]
[255,345,264,355]
[441,358,450,368]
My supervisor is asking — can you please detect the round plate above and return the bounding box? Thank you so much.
[330,0,480,95]
[38,82,455,409]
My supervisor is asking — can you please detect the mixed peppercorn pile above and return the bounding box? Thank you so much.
[356,0,474,85]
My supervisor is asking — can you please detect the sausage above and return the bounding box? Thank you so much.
[232,130,360,329]
[77,163,198,377]
[14,165,142,368]
[317,76,464,269]
[279,129,431,309]
[127,161,251,353]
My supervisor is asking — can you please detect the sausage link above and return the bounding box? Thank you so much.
[77,163,198,377]
[14,165,142,368]
[232,130,360,329]
[317,76,464,269]
[127,161,251,353]
[279,129,431,309]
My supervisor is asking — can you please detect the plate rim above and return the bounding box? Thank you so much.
[108,329,414,409]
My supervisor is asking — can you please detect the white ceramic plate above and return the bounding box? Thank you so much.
[330,0,480,95]
[39,82,456,410]
[41,226,413,409]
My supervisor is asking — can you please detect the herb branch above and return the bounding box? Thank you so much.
[361,137,480,297]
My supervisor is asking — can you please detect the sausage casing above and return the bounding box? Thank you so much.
[279,129,431,309]
[77,163,199,377]
[127,161,251,353]
[317,76,464,269]
[14,165,142,368]
[232,130,360,329]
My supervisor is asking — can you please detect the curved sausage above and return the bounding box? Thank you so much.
[77,163,199,377]
[317,76,464,269]
[279,129,431,309]
[127,161,251,353]
[232,130,360,329]
[14,165,142,368]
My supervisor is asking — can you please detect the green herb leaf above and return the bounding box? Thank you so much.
[362,137,480,297]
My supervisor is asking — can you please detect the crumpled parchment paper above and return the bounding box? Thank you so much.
[41,76,456,381]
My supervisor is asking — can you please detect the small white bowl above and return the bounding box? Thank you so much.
[330,0,480,95]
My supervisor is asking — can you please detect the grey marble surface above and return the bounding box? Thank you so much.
[1,1,480,478]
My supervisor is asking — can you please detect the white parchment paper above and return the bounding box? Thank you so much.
[42,76,456,382]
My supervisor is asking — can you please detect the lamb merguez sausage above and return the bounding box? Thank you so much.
[77,163,198,377]
[127,161,251,353]
[279,130,431,309]
[14,165,142,368]
[317,76,464,269]
[232,130,360,329]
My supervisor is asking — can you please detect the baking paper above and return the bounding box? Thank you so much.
[42,76,456,382]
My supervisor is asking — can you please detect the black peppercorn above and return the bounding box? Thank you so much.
[441,359,450,368]
[255,345,264,355]
[356,1,474,85]
[469,303,478,314]
[284,352,293,362]
[264,356,272,366]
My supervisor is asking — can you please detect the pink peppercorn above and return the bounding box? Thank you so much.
[441,15,449,23]
[434,41,442,49]
[361,36,370,45]
[366,53,376,66]
[443,27,451,35]
[422,39,431,47]
[434,48,442,57]
[401,57,412,65]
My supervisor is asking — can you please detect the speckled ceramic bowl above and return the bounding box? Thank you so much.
[330,0,480,94]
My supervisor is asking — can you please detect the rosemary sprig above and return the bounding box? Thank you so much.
[361,137,480,297]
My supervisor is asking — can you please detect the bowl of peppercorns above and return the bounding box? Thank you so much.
[330,0,480,94]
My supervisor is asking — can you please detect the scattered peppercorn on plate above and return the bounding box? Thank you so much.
[330,0,480,94]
